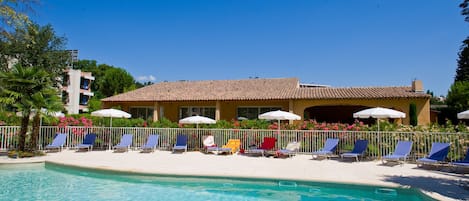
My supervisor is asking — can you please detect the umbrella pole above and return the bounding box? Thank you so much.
[109,116,113,150]
[377,119,380,159]
[278,119,281,147]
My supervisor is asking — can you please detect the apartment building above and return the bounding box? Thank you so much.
[62,69,95,114]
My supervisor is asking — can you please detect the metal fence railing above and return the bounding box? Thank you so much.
[1,126,468,161]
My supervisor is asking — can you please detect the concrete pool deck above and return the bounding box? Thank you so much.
[1,150,468,201]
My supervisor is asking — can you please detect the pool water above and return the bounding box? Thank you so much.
[0,163,434,201]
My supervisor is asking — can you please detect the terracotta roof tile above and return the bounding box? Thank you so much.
[294,86,429,99]
[102,78,299,102]
[102,78,429,102]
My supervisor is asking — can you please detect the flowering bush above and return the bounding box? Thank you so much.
[57,116,93,136]
[294,119,367,131]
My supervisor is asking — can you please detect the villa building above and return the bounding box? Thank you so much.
[101,78,430,125]
[61,69,95,114]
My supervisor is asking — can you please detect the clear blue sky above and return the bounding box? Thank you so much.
[33,0,466,96]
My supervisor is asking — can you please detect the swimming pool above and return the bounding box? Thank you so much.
[0,163,434,201]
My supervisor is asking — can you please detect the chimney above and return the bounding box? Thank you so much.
[412,80,424,93]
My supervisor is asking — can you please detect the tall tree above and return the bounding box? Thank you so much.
[461,0,469,22]
[455,38,469,82]
[447,81,469,113]
[0,0,35,33]
[409,103,418,126]
[457,1,469,82]
[445,1,469,124]
[0,23,68,152]
[0,23,69,77]
[100,67,136,97]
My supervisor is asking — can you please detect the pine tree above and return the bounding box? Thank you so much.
[456,0,469,81]
[455,38,469,82]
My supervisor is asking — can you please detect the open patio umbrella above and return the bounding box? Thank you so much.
[259,110,301,146]
[179,115,216,128]
[258,110,301,132]
[457,110,469,119]
[353,107,406,158]
[91,108,131,150]
[353,107,406,131]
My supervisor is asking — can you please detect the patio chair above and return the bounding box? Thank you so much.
[140,134,159,152]
[416,142,450,167]
[202,135,216,153]
[312,138,339,159]
[247,137,277,157]
[173,134,188,153]
[276,141,301,158]
[113,134,133,152]
[45,133,67,151]
[341,140,368,162]
[382,140,413,164]
[450,148,469,167]
[76,133,97,152]
[207,139,241,155]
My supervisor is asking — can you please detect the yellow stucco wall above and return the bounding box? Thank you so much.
[103,97,430,125]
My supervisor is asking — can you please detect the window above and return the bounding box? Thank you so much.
[129,107,154,121]
[79,94,90,105]
[80,78,90,90]
[237,107,281,120]
[179,106,215,119]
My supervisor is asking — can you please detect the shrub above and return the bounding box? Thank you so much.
[150,118,179,128]
[409,103,418,126]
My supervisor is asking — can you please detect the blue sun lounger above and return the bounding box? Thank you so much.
[312,138,339,159]
[141,134,159,152]
[416,142,450,166]
[76,133,97,151]
[45,133,67,151]
[450,148,469,167]
[382,140,413,164]
[114,134,133,152]
[173,135,188,153]
[341,140,368,162]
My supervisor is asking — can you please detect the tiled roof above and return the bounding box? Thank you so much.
[102,78,429,102]
[294,86,428,99]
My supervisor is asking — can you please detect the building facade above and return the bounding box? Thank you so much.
[101,78,431,125]
[61,69,95,114]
